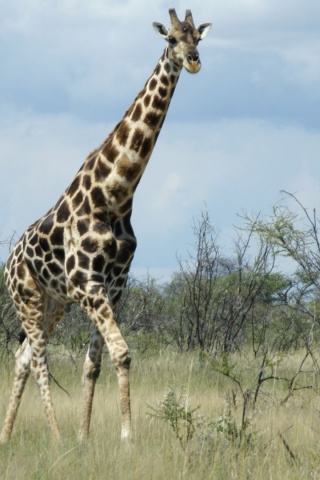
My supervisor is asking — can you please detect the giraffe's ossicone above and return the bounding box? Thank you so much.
[0,9,211,443]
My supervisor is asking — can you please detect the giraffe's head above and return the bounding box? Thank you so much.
[153,9,211,74]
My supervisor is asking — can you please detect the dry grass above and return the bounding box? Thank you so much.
[1,349,320,479]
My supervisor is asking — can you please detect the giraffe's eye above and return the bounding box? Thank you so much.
[168,35,177,45]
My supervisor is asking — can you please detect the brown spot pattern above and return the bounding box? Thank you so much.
[116,120,130,147]
[131,103,142,122]
[116,156,141,181]
[130,129,144,152]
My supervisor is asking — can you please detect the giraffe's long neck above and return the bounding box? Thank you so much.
[82,48,182,217]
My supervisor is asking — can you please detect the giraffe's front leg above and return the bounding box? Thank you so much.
[115,346,131,441]
[80,293,132,441]
[105,316,132,441]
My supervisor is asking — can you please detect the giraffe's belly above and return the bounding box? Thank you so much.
[17,213,137,307]
[64,235,137,307]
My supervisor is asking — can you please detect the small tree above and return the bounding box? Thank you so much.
[245,191,320,292]
[163,210,280,353]
[244,191,320,348]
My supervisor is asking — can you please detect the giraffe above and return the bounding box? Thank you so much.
[0,9,211,443]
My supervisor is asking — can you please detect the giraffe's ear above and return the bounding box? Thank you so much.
[197,23,212,40]
[153,22,168,40]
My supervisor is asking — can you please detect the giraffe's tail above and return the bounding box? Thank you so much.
[18,329,27,344]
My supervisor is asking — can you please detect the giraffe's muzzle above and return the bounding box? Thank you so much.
[184,51,201,74]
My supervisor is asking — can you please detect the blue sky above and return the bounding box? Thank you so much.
[0,0,320,280]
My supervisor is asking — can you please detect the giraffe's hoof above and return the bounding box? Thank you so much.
[78,430,89,443]
[0,433,10,445]
[121,426,132,442]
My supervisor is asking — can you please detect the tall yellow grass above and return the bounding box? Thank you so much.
[1,349,320,479]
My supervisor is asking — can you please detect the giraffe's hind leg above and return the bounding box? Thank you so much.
[1,260,64,442]
[77,288,131,441]
[26,299,64,441]
[79,324,104,440]
[0,336,32,443]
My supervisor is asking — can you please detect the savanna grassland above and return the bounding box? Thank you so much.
[1,348,320,480]
[2,200,320,479]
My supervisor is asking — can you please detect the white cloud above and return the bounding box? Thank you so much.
[2,108,319,266]
[209,1,320,96]
[213,0,320,33]
[279,37,320,85]
[133,119,320,242]
[0,110,110,235]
